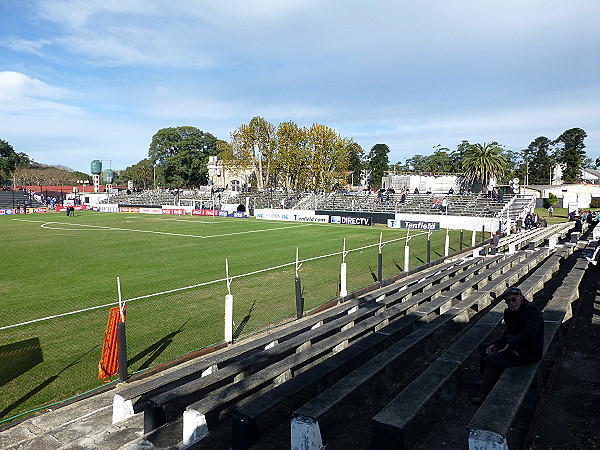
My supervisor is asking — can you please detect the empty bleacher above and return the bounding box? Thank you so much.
[1,220,591,450]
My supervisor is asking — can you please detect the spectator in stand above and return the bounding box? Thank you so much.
[489,231,500,255]
[472,287,544,405]
[441,196,448,213]
[414,187,419,195]
[448,187,454,195]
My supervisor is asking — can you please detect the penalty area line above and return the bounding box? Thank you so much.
[11,218,313,239]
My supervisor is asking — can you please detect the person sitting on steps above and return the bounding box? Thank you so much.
[472,286,544,405]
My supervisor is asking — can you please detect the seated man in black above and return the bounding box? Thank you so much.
[472,287,544,405]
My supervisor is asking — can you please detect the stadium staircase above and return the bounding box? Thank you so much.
[1,220,594,450]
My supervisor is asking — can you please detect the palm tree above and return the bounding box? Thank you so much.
[462,142,507,193]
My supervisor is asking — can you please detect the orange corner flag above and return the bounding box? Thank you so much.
[98,306,126,380]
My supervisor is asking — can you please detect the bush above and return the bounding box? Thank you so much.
[590,197,600,208]
[543,193,558,209]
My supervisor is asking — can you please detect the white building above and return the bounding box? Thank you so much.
[206,156,253,191]
[382,173,460,193]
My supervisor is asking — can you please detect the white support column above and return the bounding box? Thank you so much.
[291,416,323,450]
[472,228,476,247]
[404,245,410,271]
[444,229,450,257]
[224,259,234,344]
[340,239,348,298]
[225,293,233,343]
[112,394,134,424]
[340,263,348,297]
[183,409,209,446]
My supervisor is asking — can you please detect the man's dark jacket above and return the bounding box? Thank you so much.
[493,299,544,360]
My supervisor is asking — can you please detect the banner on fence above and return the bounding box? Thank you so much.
[388,219,440,230]
[331,215,372,226]
[90,204,120,213]
[255,208,328,223]
[162,207,187,215]
[192,209,248,218]
[120,207,140,213]
[139,207,162,214]
[56,205,87,212]
[98,306,126,380]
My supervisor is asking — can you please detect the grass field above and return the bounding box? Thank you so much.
[0,208,557,422]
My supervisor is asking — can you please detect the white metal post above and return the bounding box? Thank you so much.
[224,259,233,344]
[340,239,348,298]
[444,229,450,257]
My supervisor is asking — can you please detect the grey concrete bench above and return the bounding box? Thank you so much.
[137,257,502,437]
[230,253,537,449]
[286,253,535,450]
[112,257,472,423]
[497,222,572,253]
[179,256,513,445]
[369,245,575,449]
[468,251,589,449]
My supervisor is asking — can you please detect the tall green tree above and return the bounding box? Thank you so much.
[367,144,390,189]
[346,141,364,186]
[229,116,276,190]
[405,154,428,173]
[121,158,154,189]
[553,128,587,183]
[148,126,219,188]
[275,121,309,191]
[462,142,507,193]
[306,124,350,190]
[522,137,553,185]
[1,139,30,184]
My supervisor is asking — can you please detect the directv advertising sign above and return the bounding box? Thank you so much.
[331,216,372,226]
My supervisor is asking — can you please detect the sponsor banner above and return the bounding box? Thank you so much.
[139,207,162,214]
[162,208,187,215]
[331,215,372,226]
[388,219,440,231]
[294,213,329,223]
[192,209,219,216]
[254,209,325,223]
[255,210,295,221]
[0,209,14,215]
[90,205,120,213]
[32,207,48,213]
[192,209,248,218]
[56,205,87,212]
[120,207,140,213]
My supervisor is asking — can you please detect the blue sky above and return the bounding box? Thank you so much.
[1,0,599,174]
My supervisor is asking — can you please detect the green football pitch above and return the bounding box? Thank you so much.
[0,210,474,422]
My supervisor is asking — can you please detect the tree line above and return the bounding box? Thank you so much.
[1,124,590,191]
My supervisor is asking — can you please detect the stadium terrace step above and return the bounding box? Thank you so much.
[112,257,482,424]
[369,245,575,450]
[284,250,538,450]
[175,256,512,446]
[468,248,589,450]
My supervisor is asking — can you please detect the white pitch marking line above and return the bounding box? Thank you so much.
[12,219,313,239]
